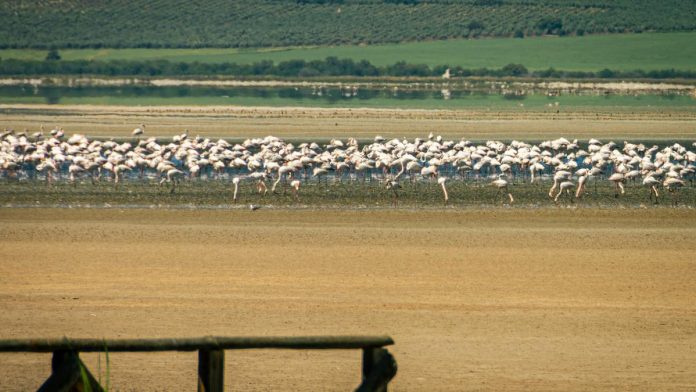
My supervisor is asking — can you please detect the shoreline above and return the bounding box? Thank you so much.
[0,77,694,95]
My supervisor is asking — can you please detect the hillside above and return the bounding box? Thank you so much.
[2,0,696,49]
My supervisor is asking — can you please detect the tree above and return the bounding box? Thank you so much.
[45,48,61,61]
[536,18,563,35]
[501,63,528,77]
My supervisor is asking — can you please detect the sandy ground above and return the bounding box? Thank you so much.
[0,208,695,391]
[2,104,696,140]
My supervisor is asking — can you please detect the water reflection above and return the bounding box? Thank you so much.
[0,85,693,108]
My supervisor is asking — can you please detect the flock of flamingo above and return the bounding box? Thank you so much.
[0,125,694,206]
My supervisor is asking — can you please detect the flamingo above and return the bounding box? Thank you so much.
[554,181,575,203]
[384,177,401,206]
[663,177,685,206]
[160,168,184,193]
[575,172,589,199]
[290,179,301,200]
[4,132,696,209]
[232,176,240,203]
[608,173,625,197]
[548,170,571,198]
[438,176,449,205]
[272,165,294,193]
[249,172,269,196]
[492,175,514,204]
[642,175,660,204]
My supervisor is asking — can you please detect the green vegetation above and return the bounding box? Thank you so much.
[2,56,696,80]
[1,0,695,49]
[44,49,61,61]
[1,180,693,209]
[2,32,695,72]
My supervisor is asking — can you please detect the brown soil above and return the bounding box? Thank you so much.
[2,104,696,140]
[1,208,695,391]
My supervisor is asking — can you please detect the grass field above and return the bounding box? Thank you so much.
[2,33,696,72]
[1,208,694,390]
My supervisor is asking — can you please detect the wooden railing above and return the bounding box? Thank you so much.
[0,335,397,392]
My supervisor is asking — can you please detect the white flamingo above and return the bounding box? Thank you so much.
[290,179,301,200]
[555,181,575,203]
[663,177,685,206]
[492,175,514,204]
[643,175,660,204]
[232,176,240,203]
[608,172,626,197]
[438,176,449,205]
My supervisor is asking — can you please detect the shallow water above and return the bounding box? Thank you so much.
[1,84,695,109]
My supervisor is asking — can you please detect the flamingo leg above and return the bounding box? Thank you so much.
[440,184,449,205]
[272,176,281,193]
[548,180,557,198]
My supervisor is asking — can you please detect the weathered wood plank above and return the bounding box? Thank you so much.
[0,336,394,352]
[198,349,224,392]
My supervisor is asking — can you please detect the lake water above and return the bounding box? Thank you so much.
[0,84,694,110]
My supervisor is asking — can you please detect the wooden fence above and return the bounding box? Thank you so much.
[0,335,397,392]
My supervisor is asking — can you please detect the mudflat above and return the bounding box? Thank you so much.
[0,208,695,390]
[2,104,696,140]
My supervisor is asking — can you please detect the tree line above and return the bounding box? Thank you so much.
[1,57,695,80]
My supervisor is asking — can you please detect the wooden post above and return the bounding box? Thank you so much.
[362,347,377,383]
[356,348,397,392]
[37,350,104,392]
[198,349,224,392]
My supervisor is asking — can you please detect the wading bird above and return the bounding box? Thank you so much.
[492,174,514,204]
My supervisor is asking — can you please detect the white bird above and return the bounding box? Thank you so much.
[232,176,240,203]
[438,176,449,205]
[160,168,184,193]
[290,179,301,200]
[608,172,626,197]
[492,175,514,204]
[575,172,589,199]
[548,170,572,198]
[384,177,402,206]
[663,177,685,206]
[555,181,575,203]
[643,176,660,204]
[132,124,145,136]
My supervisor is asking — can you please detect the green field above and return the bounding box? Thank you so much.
[3,33,695,72]
[1,0,693,49]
